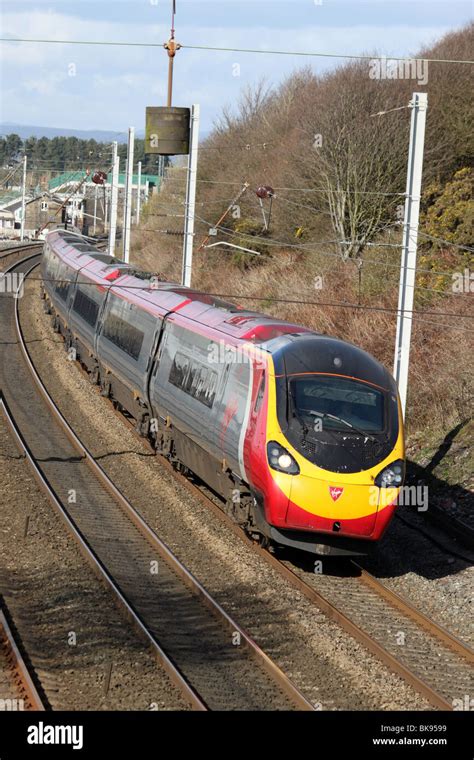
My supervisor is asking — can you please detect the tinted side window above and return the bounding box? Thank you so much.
[72,289,99,327]
[169,352,190,388]
[169,351,217,408]
[103,312,144,360]
[55,260,71,302]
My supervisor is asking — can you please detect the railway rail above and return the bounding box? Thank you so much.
[3,245,472,713]
[0,242,43,268]
[162,459,474,711]
[0,251,315,711]
[101,461,474,709]
[406,502,474,552]
[0,606,45,711]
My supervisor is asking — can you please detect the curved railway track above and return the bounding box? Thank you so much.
[0,606,45,711]
[0,242,43,268]
[3,247,472,713]
[149,459,474,710]
[162,456,474,711]
[0,252,314,712]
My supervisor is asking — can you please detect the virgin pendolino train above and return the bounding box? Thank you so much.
[41,229,405,556]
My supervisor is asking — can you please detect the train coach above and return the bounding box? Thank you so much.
[41,229,405,556]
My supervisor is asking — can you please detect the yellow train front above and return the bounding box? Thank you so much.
[246,333,405,556]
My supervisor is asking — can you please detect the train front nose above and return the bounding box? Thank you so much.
[286,474,383,537]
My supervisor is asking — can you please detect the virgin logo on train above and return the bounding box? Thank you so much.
[329,487,344,502]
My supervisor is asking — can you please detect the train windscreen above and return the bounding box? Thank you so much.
[289,375,385,433]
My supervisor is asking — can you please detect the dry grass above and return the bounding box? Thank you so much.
[130,188,473,447]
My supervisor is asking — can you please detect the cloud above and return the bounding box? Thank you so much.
[0,8,458,133]
[23,70,68,97]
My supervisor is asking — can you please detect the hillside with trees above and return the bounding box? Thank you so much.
[0,134,161,178]
[133,23,473,461]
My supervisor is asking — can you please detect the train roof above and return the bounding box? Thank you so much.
[266,332,394,391]
[47,229,314,344]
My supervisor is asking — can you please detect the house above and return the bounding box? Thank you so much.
[0,190,87,239]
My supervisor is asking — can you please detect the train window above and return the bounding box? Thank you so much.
[72,289,99,327]
[169,352,190,387]
[169,351,217,408]
[289,375,384,433]
[55,272,70,301]
[102,311,144,360]
[54,261,71,302]
[55,281,69,301]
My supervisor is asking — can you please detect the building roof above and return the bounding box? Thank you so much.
[0,192,22,210]
[48,171,160,191]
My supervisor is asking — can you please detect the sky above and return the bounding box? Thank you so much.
[1,0,472,136]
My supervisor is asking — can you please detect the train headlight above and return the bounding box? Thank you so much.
[375,460,405,488]
[267,442,300,475]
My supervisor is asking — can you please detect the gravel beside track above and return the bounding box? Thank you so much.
[280,559,473,707]
[362,515,473,648]
[0,416,189,711]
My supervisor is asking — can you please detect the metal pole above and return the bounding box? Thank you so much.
[136,161,142,225]
[109,142,119,257]
[93,184,98,235]
[181,104,200,288]
[167,57,174,107]
[20,155,27,241]
[393,92,428,418]
[122,127,135,263]
[158,156,163,190]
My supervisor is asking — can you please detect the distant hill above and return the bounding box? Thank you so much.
[0,123,145,143]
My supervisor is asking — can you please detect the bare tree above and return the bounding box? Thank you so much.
[290,62,409,259]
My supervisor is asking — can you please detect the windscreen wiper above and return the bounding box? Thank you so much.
[309,411,383,447]
[288,385,309,436]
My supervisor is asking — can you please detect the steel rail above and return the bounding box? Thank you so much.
[0,393,207,712]
[154,461,462,710]
[352,562,474,664]
[146,450,471,712]
[0,242,43,264]
[1,254,206,711]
